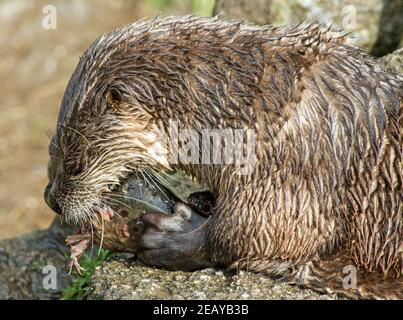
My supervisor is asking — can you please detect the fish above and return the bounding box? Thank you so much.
[65,171,213,275]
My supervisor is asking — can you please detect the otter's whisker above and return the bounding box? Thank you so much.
[149,170,178,203]
[135,171,143,198]
[149,169,175,191]
[157,170,186,183]
[139,171,150,188]
[90,223,95,257]
[83,200,96,224]
[103,194,131,210]
[109,193,168,214]
[144,170,171,202]
[98,211,105,256]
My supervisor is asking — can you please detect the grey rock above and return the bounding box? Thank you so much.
[377,47,403,74]
[0,219,73,299]
[214,0,403,54]
[87,257,337,300]
[370,0,403,57]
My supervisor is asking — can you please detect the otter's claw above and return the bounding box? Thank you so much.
[67,256,86,276]
[65,233,91,276]
[135,203,213,271]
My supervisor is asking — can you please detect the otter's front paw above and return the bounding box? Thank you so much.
[135,203,213,271]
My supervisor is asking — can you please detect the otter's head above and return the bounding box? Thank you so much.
[44,24,172,225]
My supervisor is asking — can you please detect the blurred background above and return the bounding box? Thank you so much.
[0,0,401,240]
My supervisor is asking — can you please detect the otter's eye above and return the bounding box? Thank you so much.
[108,184,118,192]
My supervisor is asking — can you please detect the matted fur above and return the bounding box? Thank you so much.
[47,16,402,299]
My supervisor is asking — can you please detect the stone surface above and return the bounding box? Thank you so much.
[0,219,73,299]
[88,257,337,300]
[214,0,403,55]
[377,47,403,74]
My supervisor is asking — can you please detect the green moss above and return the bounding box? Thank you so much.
[147,0,174,10]
[61,249,114,300]
[147,0,216,17]
[192,0,215,17]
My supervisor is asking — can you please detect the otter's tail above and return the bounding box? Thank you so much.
[290,250,403,300]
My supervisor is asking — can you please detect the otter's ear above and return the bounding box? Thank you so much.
[106,88,123,110]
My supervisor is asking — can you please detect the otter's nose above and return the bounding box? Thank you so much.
[44,182,62,215]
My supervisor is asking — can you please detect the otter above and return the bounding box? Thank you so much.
[44,16,402,299]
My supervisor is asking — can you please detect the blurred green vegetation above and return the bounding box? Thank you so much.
[192,0,215,16]
[148,0,216,16]
[148,0,173,10]
[62,249,114,300]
